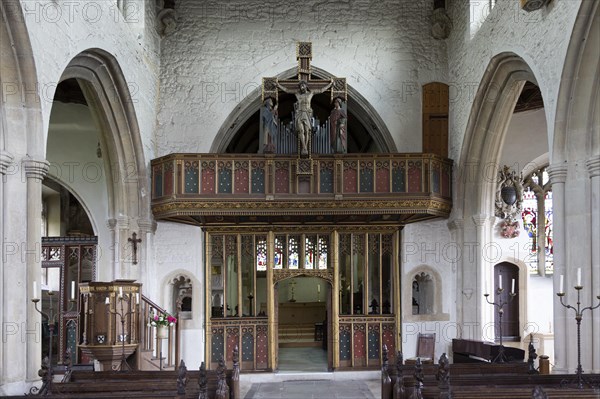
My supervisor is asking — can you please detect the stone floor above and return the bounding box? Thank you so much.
[240,347,380,399]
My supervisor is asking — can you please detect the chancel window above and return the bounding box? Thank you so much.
[522,167,553,275]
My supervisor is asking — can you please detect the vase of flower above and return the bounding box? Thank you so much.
[156,325,168,339]
[149,311,177,340]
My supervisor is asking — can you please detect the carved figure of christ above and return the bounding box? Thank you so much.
[276,79,333,156]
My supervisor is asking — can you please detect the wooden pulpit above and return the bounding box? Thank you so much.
[78,280,142,370]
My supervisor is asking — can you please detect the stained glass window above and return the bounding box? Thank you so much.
[288,236,299,269]
[274,236,284,269]
[305,235,316,269]
[522,167,553,275]
[256,238,267,271]
[318,236,328,270]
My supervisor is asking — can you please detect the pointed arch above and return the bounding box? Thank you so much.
[60,49,150,223]
[210,66,397,154]
[456,52,537,220]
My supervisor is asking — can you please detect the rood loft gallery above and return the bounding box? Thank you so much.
[1,0,599,396]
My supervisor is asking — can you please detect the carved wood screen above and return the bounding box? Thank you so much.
[41,236,97,365]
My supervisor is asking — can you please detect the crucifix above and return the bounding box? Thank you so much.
[128,232,142,265]
[262,42,347,159]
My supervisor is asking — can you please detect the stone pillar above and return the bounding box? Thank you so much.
[137,218,155,289]
[447,219,465,337]
[116,215,129,279]
[472,214,490,341]
[585,155,600,372]
[106,218,117,280]
[22,158,49,381]
[0,151,14,389]
[547,163,568,373]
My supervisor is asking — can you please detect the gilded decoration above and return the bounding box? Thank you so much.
[273,269,334,284]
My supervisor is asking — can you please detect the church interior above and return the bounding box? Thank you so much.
[1,0,599,397]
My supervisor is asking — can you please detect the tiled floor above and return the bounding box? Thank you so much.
[243,380,377,398]
[240,347,380,399]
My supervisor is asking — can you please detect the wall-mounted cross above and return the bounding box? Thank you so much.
[128,232,142,265]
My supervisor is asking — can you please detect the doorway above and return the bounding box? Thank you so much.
[276,277,330,372]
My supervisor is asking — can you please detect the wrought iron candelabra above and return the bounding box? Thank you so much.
[484,287,517,363]
[557,285,600,389]
[106,292,138,372]
[29,292,77,396]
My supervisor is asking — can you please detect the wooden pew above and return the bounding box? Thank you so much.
[45,347,241,399]
[388,351,600,399]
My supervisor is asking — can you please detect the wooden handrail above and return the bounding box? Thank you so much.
[139,294,179,369]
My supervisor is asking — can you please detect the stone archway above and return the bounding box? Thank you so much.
[1,2,47,390]
[551,1,599,373]
[58,49,152,282]
[210,66,397,154]
[454,52,538,342]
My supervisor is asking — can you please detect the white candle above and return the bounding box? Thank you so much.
[119,286,123,298]
[499,275,502,290]
[577,268,581,287]
[136,293,140,304]
[105,297,110,305]
[318,284,321,293]
[33,281,38,300]
[71,281,76,300]
[559,275,564,293]
[511,279,515,294]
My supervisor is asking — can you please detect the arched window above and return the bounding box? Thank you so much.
[412,272,434,315]
[522,166,553,276]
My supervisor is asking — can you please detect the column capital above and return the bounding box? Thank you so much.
[447,218,464,232]
[22,157,50,180]
[547,163,568,184]
[472,213,491,227]
[0,150,14,175]
[585,155,600,178]
[137,218,157,234]
[116,215,129,229]
[106,218,117,230]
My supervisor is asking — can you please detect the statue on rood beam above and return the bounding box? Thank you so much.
[260,97,278,154]
[277,79,333,156]
[329,97,347,154]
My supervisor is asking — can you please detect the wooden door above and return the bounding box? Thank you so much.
[494,262,520,340]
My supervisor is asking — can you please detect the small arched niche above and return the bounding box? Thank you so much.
[172,275,193,320]
[403,265,449,322]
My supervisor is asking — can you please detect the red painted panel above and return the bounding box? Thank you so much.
[234,167,249,194]
[226,328,239,365]
[382,324,396,364]
[344,168,358,193]
[201,166,215,194]
[407,162,422,192]
[376,167,390,193]
[353,324,366,366]
[256,325,268,369]
[164,164,174,196]
[275,168,289,193]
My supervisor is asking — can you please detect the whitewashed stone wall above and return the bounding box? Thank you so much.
[156,0,448,155]
[402,219,456,358]
[446,0,581,163]
[17,0,160,158]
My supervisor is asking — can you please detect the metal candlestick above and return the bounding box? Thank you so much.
[106,292,137,372]
[28,292,77,396]
[557,286,600,389]
[484,287,517,363]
